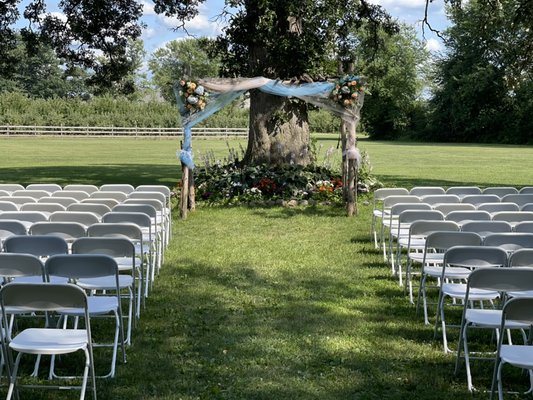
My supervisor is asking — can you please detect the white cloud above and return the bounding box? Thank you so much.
[425,38,444,52]
[367,0,427,9]
[142,27,156,40]
[141,0,156,16]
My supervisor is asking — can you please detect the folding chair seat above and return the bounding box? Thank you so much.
[25,183,62,194]
[477,203,519,215]
[434,246,508,353]
[483,187,519,198]
[445,210,491,227]
[12,190,50,200]
[45,254,126,379]
[519,187,533,194]
[0,184,24,194]
[102,212,155,298]
[63,184,99,194]
[492,211,533,228]
[0,211,49,230]
[433,203,476,216]
[87,223,145,317]
[404,220,459,303]
[455,268,533,392]
[90,191,128,202]
[99,184,135,194]
[416,231,483,325]
[72,237,137,345]
[394,210,445,285]
[420,194,460,206]
[461,194,501,207]
[52,190,91,201]
[0,283,96,400]
[409,186,446,196]
[384,203,431,271]
[0,201,18,212]
[461,221,513,239]
[501,194,533,208]
[38,196,79,207]
[49,211,101,228]
[68,203,112,218]
[482,233,533,253]
[0,221,27,249]
[446,186,482,198]
[81,198,120,208]
[491,297,533,399]
[20,202,66,216]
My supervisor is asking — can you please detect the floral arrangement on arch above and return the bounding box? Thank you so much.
[329,75,365,108]
[177,79,209,115]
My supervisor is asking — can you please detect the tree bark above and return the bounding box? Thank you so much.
[179,164,189,220]
[242,89,314,166]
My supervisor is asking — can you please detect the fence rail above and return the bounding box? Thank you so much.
[0,125,248,138]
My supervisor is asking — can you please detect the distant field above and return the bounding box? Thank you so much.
[2,135,532,188]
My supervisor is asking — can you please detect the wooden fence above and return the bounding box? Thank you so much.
[0,125,248,138]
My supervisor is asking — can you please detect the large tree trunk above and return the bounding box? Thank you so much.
[242,88,314,166]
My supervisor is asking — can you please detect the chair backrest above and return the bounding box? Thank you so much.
[446,186,482,197]
[0,211,49,225]
[476,202,519,214]
[100,184,135,194]
[72,237,135,258]
[398,210,444,225]
[372,188,409,203]
[513,221,533,233]
[424,231,483,252]
[460,194,501,206]
[112,204,157,219]
[0,196,36,206]
[90,191,128,202]
[492,211,533,225]
[29,221,87,240]
[135,185,172,197]
[0,190,10,197]
[461,221,513,237]
[81,198,120,208]
[508,248,533,268]
[38,197,79,207]
[127,191,167,205]
[0,282,88,312]
[25,183,62,193]
[501,194,533,207]
[419,194,460,205]
[445,210,491,224]
[408,220,460,238]
[67,203,112,218]
[433,203,476,216]
[123,198,164,212]
[382,195,421,209]
[49,211,100,227]
[87,223,143,241]
[409,186,446,196]
[0,184,24,194]
[467,267,533,292]
[12,189,51,199]
[501,298,533,326]
[102,212,151,230]
[482,186,519,197]
[21,202,67,214]
[45,254,118,280]
[482,232,533,252]
[520,203,533,212]
[63,184,99,194]
[0,220,28,238]
[0,201,18,211]
[3,235,69,257]
[52,190,90,201]
[519,187,533,195]
[443,245,508,269]
[0,253,45,280]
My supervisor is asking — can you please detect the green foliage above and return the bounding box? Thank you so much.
[149,38,221,103]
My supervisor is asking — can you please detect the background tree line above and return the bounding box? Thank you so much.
[1,0,531,144]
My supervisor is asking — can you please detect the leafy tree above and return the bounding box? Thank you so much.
[0,0,20,80]
[148,38,221,103]
[152,0,396,166]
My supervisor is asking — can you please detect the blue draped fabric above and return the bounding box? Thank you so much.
[258,80,335,98]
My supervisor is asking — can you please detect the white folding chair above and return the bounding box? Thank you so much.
[369,188,409,248]
[477,203,520,215]
[50,211,101,228]
[461,221,513,239]
[38,196,79,207]
[68,203,112,218]
[63,184,99,194]
[0,211,49,230]
[99,184,135,194]
[461,194,501,207]
[433,203,476,216]
[20,202,66,216]
[483,187,519,198]
[482,233,533,253]
[0,283,96,400]
[409,186,445,196]
[0,221,27,250]
[52,190,91,201]
[0,201,18,212]
[519,187,533,194]
[455,267,533,392]
[81,198,120,208]
[25,183,62,193]
[513,221,533,233]
[434,246,508,353]
[421,194,461,206]
[492,211,533,228]
[501,194,533,208]
[12,190,51,200]
[445,210,491,227]
[446,186,482,198]
[90,191,128,202]
[0,184,24,194]
[45,254,126,379]
[29,222,87,249]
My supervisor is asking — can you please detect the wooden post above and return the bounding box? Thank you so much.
[179,163,189,220]
[188,168,196,211]
[345,119,358,217]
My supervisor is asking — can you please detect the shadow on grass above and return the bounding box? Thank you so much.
[0,164,180,187]
[252,205,347,219]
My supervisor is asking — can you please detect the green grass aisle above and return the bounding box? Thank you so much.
[101,204,480,400]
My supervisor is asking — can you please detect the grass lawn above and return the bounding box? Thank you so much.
[1,136,533,399]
